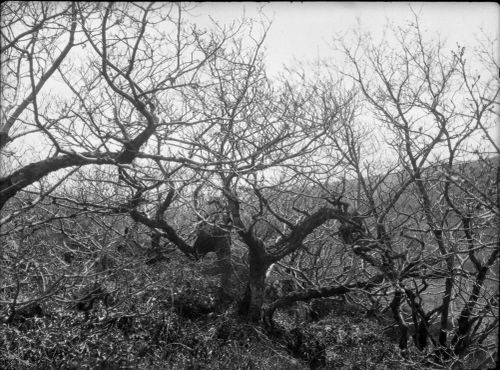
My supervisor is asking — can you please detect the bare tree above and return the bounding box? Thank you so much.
[230,16,499,364]
[2,4,497,367]
[0,2,235,216]
[311,17,500,360]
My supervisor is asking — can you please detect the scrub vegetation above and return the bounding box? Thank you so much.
[1,2,498,369]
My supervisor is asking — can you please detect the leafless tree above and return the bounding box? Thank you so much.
[2,4,497,366]
[264,17,500,362]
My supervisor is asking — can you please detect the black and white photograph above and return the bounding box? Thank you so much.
[1,2,498,369]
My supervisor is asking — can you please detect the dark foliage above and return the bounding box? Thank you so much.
[73,283,112,313]
[5,302,45,325]
[285,327,326,368]
[309,298,345,322]
[194,225,230,257]
[172,287,216,319]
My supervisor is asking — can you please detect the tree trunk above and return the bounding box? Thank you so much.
[215,235,232,304]
[242,275,266,321]
[238,249,272,321]
[390,290,409,351]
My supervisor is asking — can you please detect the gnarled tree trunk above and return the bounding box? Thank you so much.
[238,247,273,321]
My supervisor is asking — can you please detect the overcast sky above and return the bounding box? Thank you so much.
[193,2,499,77]
[190,2,499,156]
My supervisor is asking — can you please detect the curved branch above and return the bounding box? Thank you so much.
[270,206,349,262]
[1,118,157,210]
[127,209,196,260]
[263,274,385,327]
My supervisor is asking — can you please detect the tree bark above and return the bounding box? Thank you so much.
[390,289,409,351]
[238,245,273,321]
[214,234,232,303]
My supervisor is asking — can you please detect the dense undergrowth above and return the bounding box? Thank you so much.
[0,253,410,370]
[2,244,497,370]
[1,295,402,369]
